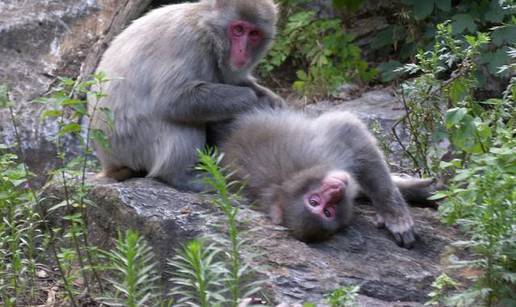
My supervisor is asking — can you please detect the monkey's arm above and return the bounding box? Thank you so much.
[316,112,416,247]
[168,81,259,123]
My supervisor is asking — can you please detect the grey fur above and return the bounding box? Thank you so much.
[88,0,283,190]
[221,109,424,247]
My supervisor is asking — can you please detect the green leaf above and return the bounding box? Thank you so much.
[296,70,308,81]
[400,42,417,60]
[483,0,506,23]
[451,14,477,34]
[59,123,81,136]
[435,0,451,12]
[91,129,110,151]
[332,0,364,11]
[292,81,305,92]
[491,25,516,46]
[428,192,448,200]
[476,121,492,140]
[448,80,469,103]
[371,27,395,50]
[49,200,68,212]
[445,107,468,128]
[479,47,511,75]
[377,60,403,82]
[451,115,484,153]
[411,1,435,20]
[0,84,13,108]
[40,109,62,119]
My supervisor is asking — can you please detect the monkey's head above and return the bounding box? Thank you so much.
[268,167,358,242]
[204,0,278,73]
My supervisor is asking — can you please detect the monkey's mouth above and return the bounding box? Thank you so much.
[230,60,249,71]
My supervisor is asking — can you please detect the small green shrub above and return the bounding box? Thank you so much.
[168,148,263,307]
[168,240,225,307]
[325,285,360,307]
[373,0,515,84]
[260,7,375,98]
[397,22,491,176]
[432,129,515,306]
[397,22,515,306]
[99,230,167,307]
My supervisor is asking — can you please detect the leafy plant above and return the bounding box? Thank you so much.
[168,149,263,306]
[99,230,168,307]
[396,22,490,176]
[0,84,78,305]
[197,148,263,305]
[325,285,360,307]
[432,128,515,306]
[425,273,459,306]
[168,240,225,307]
[35,74,112,300]
[374,0,515,83]
[260,8,375,98]
[397,23,516,306]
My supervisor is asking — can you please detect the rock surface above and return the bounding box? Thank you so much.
[45,176,460,306]
[0,0,154,184]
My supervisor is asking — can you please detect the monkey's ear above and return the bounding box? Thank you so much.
[260,184,284,224]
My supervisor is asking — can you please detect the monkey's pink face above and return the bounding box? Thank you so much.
[228,20,263,70]
[304,171,349,221]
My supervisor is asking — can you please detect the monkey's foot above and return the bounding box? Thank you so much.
[376,213,415,248]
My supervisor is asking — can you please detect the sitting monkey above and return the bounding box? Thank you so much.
[220,109,434,248]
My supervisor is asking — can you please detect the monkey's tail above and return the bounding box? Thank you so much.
[391,173,441,208]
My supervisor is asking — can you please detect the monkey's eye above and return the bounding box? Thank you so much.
[233,25,245,36]
[309,198,319,207]
[324,209,332,218]
[249,30,260,38]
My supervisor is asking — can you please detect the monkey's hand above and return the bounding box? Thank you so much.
[247,82,286,109]
[257,93,286,109]
[375,213,415,248]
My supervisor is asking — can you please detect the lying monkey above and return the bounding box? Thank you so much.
[221,109,434,248]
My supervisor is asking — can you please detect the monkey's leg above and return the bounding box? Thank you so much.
[317,112,415,248]
[146,126,207,192]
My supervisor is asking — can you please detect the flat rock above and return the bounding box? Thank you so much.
[46,176,461,306]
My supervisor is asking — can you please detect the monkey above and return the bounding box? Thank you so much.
[220,109,435,248]
[88,0,285,191]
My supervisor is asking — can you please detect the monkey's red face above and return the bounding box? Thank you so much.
[304,171,349,222]
[228,20,263,70]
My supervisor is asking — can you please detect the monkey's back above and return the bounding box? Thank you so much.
[89,2,218,172]
[222,109,325,191]
[222,109,379,194]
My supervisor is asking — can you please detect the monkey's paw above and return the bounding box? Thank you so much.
[257,94,286,110]
[376,213,415,248]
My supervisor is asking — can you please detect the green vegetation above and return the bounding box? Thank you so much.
[0,1,514,306]
[260,1,376,98]
[168,148,263,306]
[395,23,492,176]
[393,22,515,306]
[324,285,360,307]
[372,0,515,83]
[99,230,167,306]
[0,79,263,305]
